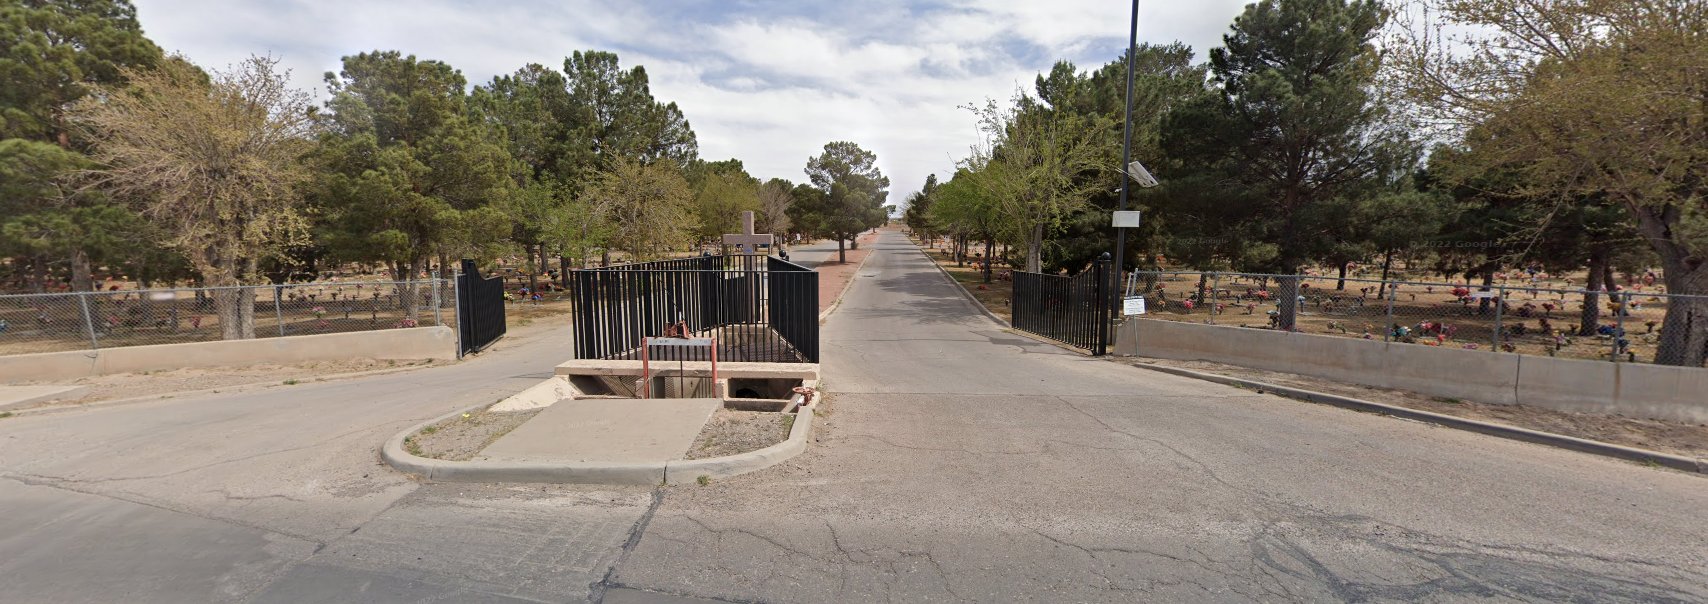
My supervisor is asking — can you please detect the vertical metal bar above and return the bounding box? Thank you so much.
[432,276,442,326]
[1383,281,1396,343]
[275,285,286,336]
[1613,290,1626,363]
[1095,256,1109,356]
[1210,272,1220,325]
[452,269,464,358]
[78,293,100,350]
[1492,285,1504,352]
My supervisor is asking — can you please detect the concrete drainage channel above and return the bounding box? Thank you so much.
[381,363,821,485]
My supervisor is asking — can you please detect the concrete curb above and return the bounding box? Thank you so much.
[1128,361,1707,476]
[818,233,883,322]
[381,393,818,485]
[908,239,1007,328]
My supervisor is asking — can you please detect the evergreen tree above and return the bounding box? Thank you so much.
[314,51,514,319]
[0,0,161,291]
[1161,0,1410,329]
[802,141,889,263]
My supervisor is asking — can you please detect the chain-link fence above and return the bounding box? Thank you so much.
[0,280,455,356]
[1125,270,1708,367]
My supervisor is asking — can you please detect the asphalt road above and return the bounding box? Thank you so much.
[1,230,1705,603]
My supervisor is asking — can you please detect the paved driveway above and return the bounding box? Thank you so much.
[610,230,1708,602]
[2,231,1704,602]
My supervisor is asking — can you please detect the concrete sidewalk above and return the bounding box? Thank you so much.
[479,398,720,463]
[0,385,87,410]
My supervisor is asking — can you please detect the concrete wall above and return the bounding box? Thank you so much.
[1117,319,1708,423]
[0,326,457,384]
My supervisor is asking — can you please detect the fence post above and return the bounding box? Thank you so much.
[1492,285,1504,352]
[451,266,465,358]
[1383,283,1396,343]
[1210,272,1220,325]
[274,285,286,336]
[1613,291,1626,363]
[78,293,100,350]
[432,276,442,326]
[1094,253,1110,356]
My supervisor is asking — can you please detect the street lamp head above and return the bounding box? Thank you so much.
[1124,161,1159,188]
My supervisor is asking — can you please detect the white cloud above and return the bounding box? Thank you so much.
[130,0,1250,205]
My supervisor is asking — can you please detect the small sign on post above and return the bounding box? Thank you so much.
[1122,296,1147,316]
[1112,211,1143,228]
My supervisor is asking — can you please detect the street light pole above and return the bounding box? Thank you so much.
[1111,0,1140,319]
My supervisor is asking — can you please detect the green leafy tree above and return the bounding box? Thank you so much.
[688,161,760,246]
[562,50,697,173]
[586,158,695,260]
[0,0,161,291]
[315,51,514,319]
[902,174,940,245]
[1161,0,1410,329]
[802,141,889,263]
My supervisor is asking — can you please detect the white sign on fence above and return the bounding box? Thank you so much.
[1123,296,1147,316]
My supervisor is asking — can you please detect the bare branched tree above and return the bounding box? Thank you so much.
[72,55,316,339]
[1387,0,1708,366]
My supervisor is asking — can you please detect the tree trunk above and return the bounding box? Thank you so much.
[837,237,847,264]
[559,256,571,288]
[1378,249,1394,298]
[1025,223,1043,274]
[601,249,611,267]
[983,237,994,283]
[1652,261,1708,366]
[526,244,540,296]
[214,287,246,340]
[1578,253,1607,336]
[1336,263,1347,290]
[399,256,423,322]
[1275,267,1301,331]
[30,254,48,293]
[1195,273,1209,314]
[70,248,94,292]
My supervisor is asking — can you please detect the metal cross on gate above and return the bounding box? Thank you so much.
[722,211,773,255]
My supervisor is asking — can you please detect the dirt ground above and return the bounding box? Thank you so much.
[406,408,544,461]
[10,358,442,411]
[684,408,792,460]
[1118,357,1708,459]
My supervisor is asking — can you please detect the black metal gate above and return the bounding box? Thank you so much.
[1010,256,1110,355]
[569,255,818,363]
[455,258,507,355]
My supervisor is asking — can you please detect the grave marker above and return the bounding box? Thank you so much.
[722,211,773,255]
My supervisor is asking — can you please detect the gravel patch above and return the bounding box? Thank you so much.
[407,408,543,461]
[685,409,792,460]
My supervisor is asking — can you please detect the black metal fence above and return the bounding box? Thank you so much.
[455,259,507,355]
[570,254,819,363]
[1011,257,1111,355]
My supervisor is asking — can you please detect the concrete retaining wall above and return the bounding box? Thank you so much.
[0,326,457,384]
[1117,319,1708,423]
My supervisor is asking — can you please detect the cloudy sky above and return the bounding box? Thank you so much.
[131,0,1250,205]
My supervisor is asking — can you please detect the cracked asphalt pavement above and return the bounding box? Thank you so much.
[610,230,1708,602]
[2,229,1705,602]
